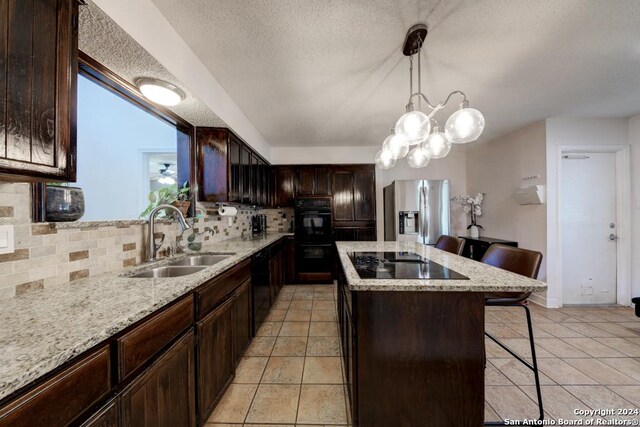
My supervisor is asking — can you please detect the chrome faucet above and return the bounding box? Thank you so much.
[146,204,192,262]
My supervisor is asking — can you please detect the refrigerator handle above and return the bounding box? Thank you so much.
[418,185,423,243]
[419,184,428,244]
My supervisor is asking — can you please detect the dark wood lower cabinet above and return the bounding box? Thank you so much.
[233,279,252,365]
[284,236,296,284]
[0,346,111,427]
[120,330,196,427]
[269,241,285,303]
[0,239,284,427]
[338,265,485,426]
[80,398,120,427]
[196,297,235,423]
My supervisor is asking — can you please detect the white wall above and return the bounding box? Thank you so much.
[628,115,640,301]
[545,117,631,307]
[271,146,379,165]
[93,0,272,161]
[76,75,177,220]
[465,122,548,303]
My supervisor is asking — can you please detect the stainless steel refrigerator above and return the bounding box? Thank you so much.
[384,180,451,245]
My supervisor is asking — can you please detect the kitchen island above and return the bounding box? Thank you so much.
[335,241,547,427]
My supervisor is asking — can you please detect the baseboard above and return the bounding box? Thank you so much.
[528,293,559,308]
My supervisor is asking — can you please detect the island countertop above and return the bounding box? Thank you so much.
[336,241,547,293]
[0,232,292,402]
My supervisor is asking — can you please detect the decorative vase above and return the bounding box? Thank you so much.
[45,185,85,222]
[469,225,480,238]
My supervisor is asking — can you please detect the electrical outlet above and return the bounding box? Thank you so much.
[0,224,14,255]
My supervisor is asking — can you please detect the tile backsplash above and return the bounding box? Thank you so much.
[0,183,292,300]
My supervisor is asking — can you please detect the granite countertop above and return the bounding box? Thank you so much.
[336,241,547,293]
[0,232,292,402]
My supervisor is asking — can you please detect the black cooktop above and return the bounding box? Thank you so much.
[348,251,469,280]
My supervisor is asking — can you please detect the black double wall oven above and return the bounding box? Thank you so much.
[295,197,333,282]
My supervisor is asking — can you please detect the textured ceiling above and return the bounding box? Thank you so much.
[149,0,640,147]
[79,1,226,127]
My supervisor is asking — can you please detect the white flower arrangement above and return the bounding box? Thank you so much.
[451,193,485,229]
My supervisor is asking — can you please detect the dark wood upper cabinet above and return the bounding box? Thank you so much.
[296,166,315,195]
[250,153,259,205]
[332,170,355,221]
[295,166,331,196]
[196,128,228,203]
[195,127,269,206]
[353,167,375,221]
[331,165,376,241]
[273,165,295,207]
[0,0,78,182]
[314,167,331,195]
[228,135,241,203]
[240,144,251,204]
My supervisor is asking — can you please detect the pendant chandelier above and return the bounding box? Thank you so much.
[375,24,485,169]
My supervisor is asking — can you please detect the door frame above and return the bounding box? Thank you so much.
[551,144,631,307]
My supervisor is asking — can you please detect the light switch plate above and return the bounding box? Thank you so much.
[0,224,15,255]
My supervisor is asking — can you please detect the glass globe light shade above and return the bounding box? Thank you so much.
[422,131,451,159]
[375,149,396,170]
[406,147,430,168]
[382,132,410,159]
[395,110,431,145]
[444,107,485,144]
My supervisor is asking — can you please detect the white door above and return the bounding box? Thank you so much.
[561,152,617,305]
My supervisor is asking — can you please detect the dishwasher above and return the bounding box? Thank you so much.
[251,247,270,334]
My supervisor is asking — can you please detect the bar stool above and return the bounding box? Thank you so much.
[434,235,465,255]
[481,244,544,426]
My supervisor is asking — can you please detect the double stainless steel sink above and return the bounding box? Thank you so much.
[128,254,234,278]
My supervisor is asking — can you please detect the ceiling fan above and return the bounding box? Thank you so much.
[151,162,177,185]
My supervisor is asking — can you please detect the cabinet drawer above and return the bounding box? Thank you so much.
[0,346,111,427]
[198,259,251,318]
[117,295,194,381]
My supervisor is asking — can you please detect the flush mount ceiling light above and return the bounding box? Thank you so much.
[135,77,186,106]
[375,24,485,169]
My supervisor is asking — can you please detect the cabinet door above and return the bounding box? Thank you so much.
[80,398,119,427]
[356,228,377,241]
[196,298,234,422]
[121,330,196,427]
[334,228,356,241]
[284,237,296,284]
[332,171,355,221]
[314,167,331,195]
[296,166,315,195]
[240,145,252,204]
[233,280,252,364]
[0,346,111,427]
[196,128,228,202]
[258,159,267,206]
[228,136,241,203]
[268,254,277,304]
[274,166,295,207]
[353,167,376,221]
[0,0,78,181]
[250,153,259,205]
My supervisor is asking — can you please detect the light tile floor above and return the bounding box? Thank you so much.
[207,284,640,426]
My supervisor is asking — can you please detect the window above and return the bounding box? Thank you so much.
[76,75,180,220]
[34,53,194,222]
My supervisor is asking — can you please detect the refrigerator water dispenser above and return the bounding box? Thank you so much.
[399,211,419,235]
